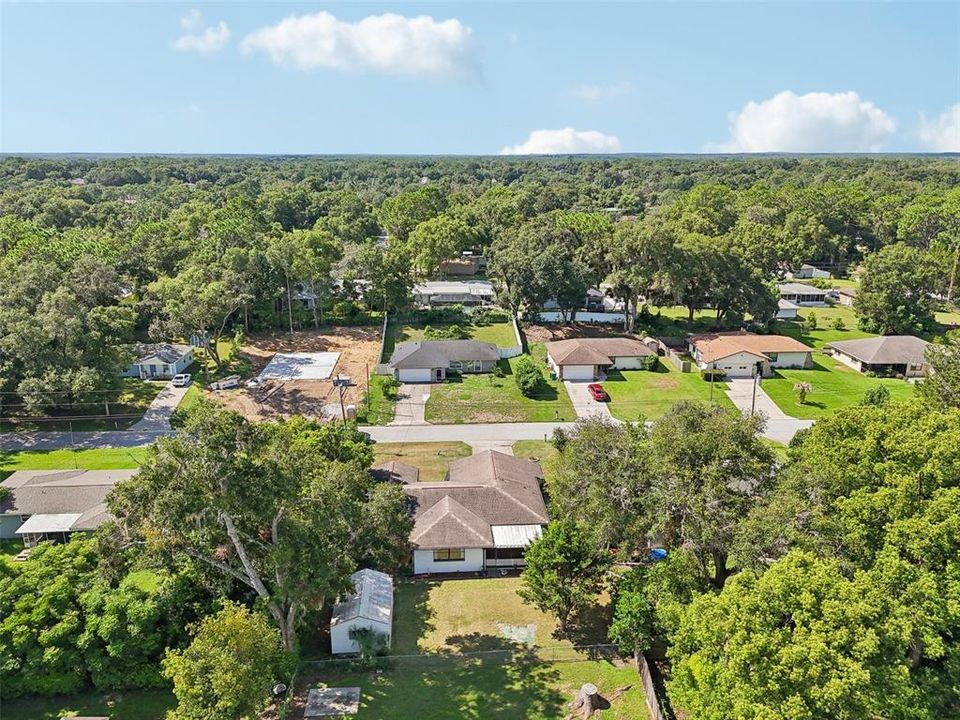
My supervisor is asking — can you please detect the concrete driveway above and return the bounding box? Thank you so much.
[128,382,190,433]
[389,383,432,426]
[724,377,813,444]
[563,380,615,421]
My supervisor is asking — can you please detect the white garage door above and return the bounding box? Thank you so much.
[399,368,434,383]
[562,365,595,381]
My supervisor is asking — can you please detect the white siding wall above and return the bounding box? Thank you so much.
[561,365,596,381]
[769,352,811,369]
[398,368,434,383]
[330,619,392,655]
[699,351,767,378]
[610,355,645,370]
[413,548,485,574]
[832,351,864,372]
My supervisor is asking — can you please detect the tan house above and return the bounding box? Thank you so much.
[402,451,548,574]
[826,335,930,377]
[688,331,813,378]
[545,337,656,381]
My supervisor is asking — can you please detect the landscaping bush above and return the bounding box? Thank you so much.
[700,369,726,382]
[333,300,360,318]
[832,317,846,331]
[862,385,890,406]
[514,356,543,397]
[423,324,470,340]
[471,307,511,325]
[802,311,818,332]
[641,354,660,371]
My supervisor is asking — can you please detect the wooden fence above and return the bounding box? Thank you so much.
[637,654,671,720]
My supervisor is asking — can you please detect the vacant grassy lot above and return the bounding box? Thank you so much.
[372,441,472,483]
[425,352,576,424]
[761,352,915,419]
[384,320,517,360]
[295,577,647,719]
[0,446,151,477]
[2,689,174,720]
[357,374,398,425]
[602,363,736,421]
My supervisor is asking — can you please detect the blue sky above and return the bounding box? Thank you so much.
[2,2,958,154]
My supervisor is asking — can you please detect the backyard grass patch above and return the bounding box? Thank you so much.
[1,688,175,720]
[425,351,575,424]
[384,320,517,360]
[299,577,646,719]
[372,442,472,483]
[602,364,736,421]
[761,352,916,419]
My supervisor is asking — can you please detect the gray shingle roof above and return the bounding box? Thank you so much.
[1,469,137,532]
[390,340,499,370]
[132,343,193,364]
[826,335,930,365]
[778,282,826,295]
[404,451,548,550]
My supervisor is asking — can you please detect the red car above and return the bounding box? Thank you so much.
[587,383,609,402]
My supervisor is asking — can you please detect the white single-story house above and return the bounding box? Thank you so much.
[688,331,814,378]
[776,299,801,320]
[412,280,495,307]
[403,451,548,575]
[329,569,394,655]
[388,340,499,383]
[544,337,656,381]
[120,343,194,380]
[825,335,930,377]
[789,264,832,280]
[1,469,136,547]
[778,283,827,306]
[543,288,624,314]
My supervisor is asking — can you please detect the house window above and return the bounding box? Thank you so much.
[910,363,923,371]
[449,361,463,370]
[739,366,747,370]
[433,548,465,562]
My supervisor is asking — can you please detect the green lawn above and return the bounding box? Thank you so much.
[373,441,472,483]
[513,439,559,469]
[356,374,398,425]
[297,577,648,719]
[2,688,174,720]
[0,446,151,477]
[761,352,916,419]
[425,351,576,424]
[602,363,736,422]
[384,320,518,360]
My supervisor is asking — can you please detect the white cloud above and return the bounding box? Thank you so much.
[240,11,477,77]
[710,90,897,153]
[174,10,230,54]
[919,103,960,152]
[572,82,633,102]
[500,128,621,155]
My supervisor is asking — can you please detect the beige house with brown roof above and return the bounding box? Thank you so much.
[688,331,813,378]
[545,337,657,381]
[402,451,548,574]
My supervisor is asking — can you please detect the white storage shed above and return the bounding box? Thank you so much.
[329,569,394,655]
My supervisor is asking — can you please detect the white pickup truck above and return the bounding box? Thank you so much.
[208,375,240,391]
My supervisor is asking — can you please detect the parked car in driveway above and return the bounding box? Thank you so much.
[171,373,192,387]
[587,383,609,401]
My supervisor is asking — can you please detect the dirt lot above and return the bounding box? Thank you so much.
[522,322,634,343]
[210,326,382,422]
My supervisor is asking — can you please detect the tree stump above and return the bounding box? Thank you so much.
[571,683,600,719]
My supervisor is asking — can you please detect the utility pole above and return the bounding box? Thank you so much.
[750,361,763,416]
[338,382,347,423]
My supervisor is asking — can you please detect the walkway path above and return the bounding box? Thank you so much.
[724,378,813,444]
[564,380,615,421]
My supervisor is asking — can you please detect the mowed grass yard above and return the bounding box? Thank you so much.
[2,689,174,720]
[0,446,151,479]
[383,320,518,359]
[372,441,471,482]
[297,577,647,720]
[425,349,576,424]
[603,362,736,422]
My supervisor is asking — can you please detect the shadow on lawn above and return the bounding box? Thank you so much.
[392,580,437,654]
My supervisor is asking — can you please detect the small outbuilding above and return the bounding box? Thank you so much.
[329,569,394,655]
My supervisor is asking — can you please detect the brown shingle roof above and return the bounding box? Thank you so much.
[404,451,548,550]
[545,337,654,366]
[689,332,812,364]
